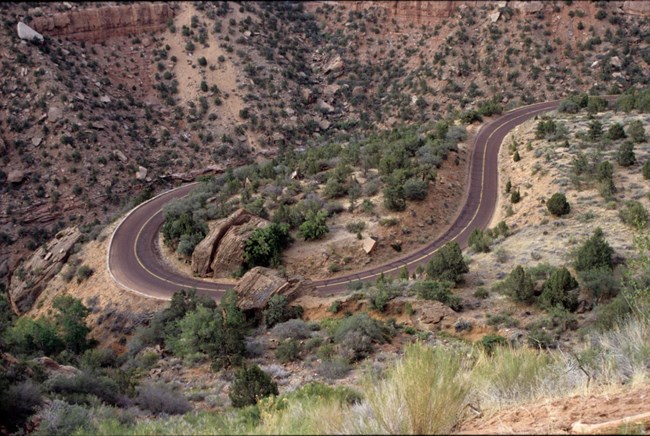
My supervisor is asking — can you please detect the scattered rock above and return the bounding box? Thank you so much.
[100,95,111,103]
[610,56,622,69]
[301,88,314,104]
[324,55,344,76]
[113,149,128,162]
[351,86,365,97]
[362,237,377,254]
[234,267,314,311]
[48,106,63,123]
[317,99,335,113]
[512,1,544,14]
[7,170,26,184]
[318,119,331,130]
[9,227,82,314]
[325,84,341,97]
[135,166,148,180]
[489,11,501,22]
[17,22,43,42]
[32,136,42,147]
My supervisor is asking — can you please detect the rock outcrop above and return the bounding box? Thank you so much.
[30,3,174,42]
[34,356,81,378]
[191,209,268,278]
[234,267,314,311]
[8,226,81,314]
[621,1,650,17]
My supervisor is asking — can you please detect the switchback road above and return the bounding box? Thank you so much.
[107,99,596,301]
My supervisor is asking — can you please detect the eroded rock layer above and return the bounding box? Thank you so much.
[30,3,173,42]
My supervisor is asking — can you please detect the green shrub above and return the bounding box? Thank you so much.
[403,178,428,201]
[383,175,407,211]
[75,265,93,284]
[539,267,579,311]
[333,314,391,361]
[243,223,291,270]
[52,296,92,354]
[297,210,329,240]
[510,188,521,204]
[473,287,489,299]
[362,343,470,434]
[643,160,650,180]
[480,334,507,355]
[535,118,557,139]
[426,242,468,284]
[276,339,300,363]
[35,400,92,436]
[370,285,399,312]
[229,365,278,408]
[619,200,648,230]
[627,120,646,143]
[606,123,626,140]
[169,290,246,370]
[573,228,614,271]
[546,193,570,217]
[616,141,636,167]
[47,372,121,406]
[413,280,461,311]
[513,150,521,162]
[588,120,603,140]
[591,293,632,331]
[264,295,303,328]
[501,265,535,304]
[345,221,366,234]
[328,300,342,314]
[469,229,492,253]
[136,383,192,415]
[596,161,614,182]
[0,381,43,433]
[578,267,620,302]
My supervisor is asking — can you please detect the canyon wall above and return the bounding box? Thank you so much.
[30,2,173,42]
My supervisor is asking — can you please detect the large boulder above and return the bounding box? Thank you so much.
[34,356,81,378]
[191,209,268,278]
[511,1,544,14]
[17,22,43,42]
[7,170,26,184]
[210,217,267,278]
[9,227,81,314]
[234,267,314,311]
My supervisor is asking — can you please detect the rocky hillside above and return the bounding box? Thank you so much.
[1,0,649,300]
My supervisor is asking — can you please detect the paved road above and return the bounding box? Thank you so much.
[107,99,584,301]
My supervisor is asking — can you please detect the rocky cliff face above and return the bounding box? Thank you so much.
[347,0,650,24]
[348,0,479,24]
[191,209,268,278]
[8,226,81,314]
[30,2,174,42]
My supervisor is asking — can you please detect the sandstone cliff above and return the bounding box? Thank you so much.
[347,0,650,25]
[30,2,174,42]
[191,209,268,278]
[234,267,314,311]
[8,226,81,314]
